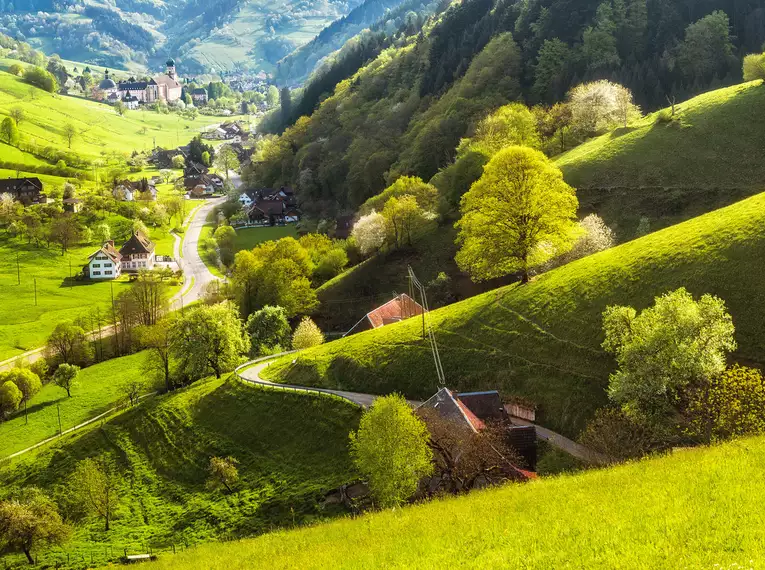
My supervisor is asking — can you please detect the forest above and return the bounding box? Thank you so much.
[248,0,765,218]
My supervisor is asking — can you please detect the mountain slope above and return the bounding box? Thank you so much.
[153,436,765,569]
[263,191,765,437]
[0,377,360,566]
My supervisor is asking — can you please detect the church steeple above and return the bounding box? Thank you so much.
[166,58,176,80]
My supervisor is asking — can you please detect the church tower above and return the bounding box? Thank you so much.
[166,58,176,80]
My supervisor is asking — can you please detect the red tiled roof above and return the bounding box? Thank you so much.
[367,294,423,329]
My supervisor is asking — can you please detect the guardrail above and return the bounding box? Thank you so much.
[234,352,362,408]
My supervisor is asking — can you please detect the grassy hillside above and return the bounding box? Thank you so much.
[264,191,765,437]
[0,71,223,163]
[0,352,150,459]
[149,436,765,569]
[0,377,360,568]
[558,81,765,237]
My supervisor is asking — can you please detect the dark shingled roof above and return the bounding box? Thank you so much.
[119,231,155,256]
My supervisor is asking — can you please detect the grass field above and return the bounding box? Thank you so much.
[0,71,227,162]
[0,229,178,362]
[147,436,765,569]
[556,81,765,238]
[198,225,299,277]
[263,191,765,438]
[0,377,361,568]
[0,352,151,458]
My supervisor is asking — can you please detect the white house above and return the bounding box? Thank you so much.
[113,185,134,201]
[85,241,122,280]
[119,230,156,273]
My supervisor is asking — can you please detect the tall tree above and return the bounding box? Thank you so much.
[170,302,250,380]
[47,322,91,365]
[245,305,291,356]
[0,116,20,146]
[214,146,240,180]
[603,287,736,424]
[138,319,174,392]
[52,363,80,397]
[455,146,578,283]
[71,458,120,531]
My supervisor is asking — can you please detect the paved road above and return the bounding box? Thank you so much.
[238,355,607,465]
[238,357,421,408]
[170,196,226,311]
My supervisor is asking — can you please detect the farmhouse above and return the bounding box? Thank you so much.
[84,241,122,280]
[345,294,424,337]
[419,387,537,480]
[0,177,45,205]
[119,230,156,273]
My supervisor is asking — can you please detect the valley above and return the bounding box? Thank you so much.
[2,0,765,568]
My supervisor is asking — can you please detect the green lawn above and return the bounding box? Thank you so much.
[198,225,299,277]
[263,191,765,438]
[0,352,150,458]
[556,81,765,239]
[0,230,178,362]
[233,225,298,251]
[150,436,765,569]
[0,377,361,568]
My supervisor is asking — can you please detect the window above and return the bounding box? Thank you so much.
[92,264,101,268]
[93,271,101,276]
[105,270,113,275]
[104,263,111,268]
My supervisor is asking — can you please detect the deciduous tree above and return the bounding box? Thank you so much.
[603,288,736,424]
[292,317,324,350]
[52,363,80,398]
[350,394,433,508]
[0,380,23,420]
[382,195,427,249]
[1,116,20,146]
[207,456,239,494]
[170,302,249,380]
[0,368,42,405]
[351,211,386,256]
[214,146,240,180]
[71,458,120,531]
[455,146,578,283]
[246,305,291,356]
[47,322,91,365]
[0,488,71,564]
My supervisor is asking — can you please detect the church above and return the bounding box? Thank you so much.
[99,59,183,105]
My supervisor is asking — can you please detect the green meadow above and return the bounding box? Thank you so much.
[149,436,765,570]
[0,352,150,458]
[198,224,299,277]
[0,377,360,568]
[0,229,177,363]
[263,191,765,438]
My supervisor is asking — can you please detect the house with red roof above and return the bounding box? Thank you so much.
[345,293,424,336]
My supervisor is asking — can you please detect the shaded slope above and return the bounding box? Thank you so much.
[154,436,765,569]
[0,378,360,565]
[264,191,765,437]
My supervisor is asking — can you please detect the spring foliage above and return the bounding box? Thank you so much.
[455,146,578,282]
[292,317,325,350]
[603,288,736,421]
[349,394,433,508]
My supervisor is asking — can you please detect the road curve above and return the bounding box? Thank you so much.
[236,354,607,465]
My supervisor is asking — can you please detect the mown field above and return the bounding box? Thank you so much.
[557,81,765,238]
[198,224,299,277]
[0,377,361,569]
[263,191,765,437]
[149,436,765,569]
[0,352,150,458]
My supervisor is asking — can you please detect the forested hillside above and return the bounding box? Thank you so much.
[248,0,765,217]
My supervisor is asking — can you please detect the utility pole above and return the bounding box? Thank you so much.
[57,403,62,435]
[33,278,37,306]
[69,258,72,288]
[16,252,20,284]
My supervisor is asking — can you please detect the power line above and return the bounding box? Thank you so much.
[408,265,445,388]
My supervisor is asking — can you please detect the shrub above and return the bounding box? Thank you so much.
[22,66,57,93]
[743,53,765,82]
[292,317,324,350]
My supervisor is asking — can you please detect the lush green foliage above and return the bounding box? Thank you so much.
[456,146,578,282]
[149,436,765,569]
[0,352,150,459]
[246,305,291,356]
[263,192,765,437]
[603,288,736,422]
[349,394,432,507]
[292,317,325,350]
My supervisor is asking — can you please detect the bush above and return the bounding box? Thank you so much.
[8,63,24,76]
[22,66,57,93]
[292,317,324,350]
[743,53,765,82]
[579,408,668,463]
